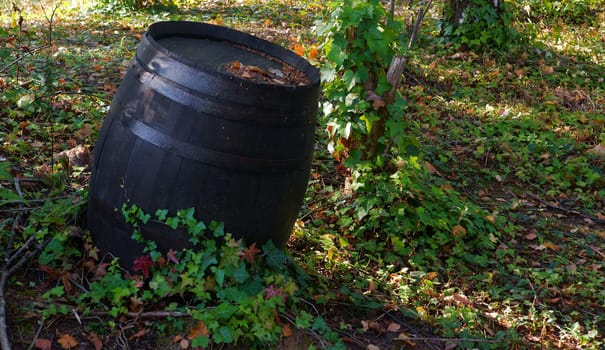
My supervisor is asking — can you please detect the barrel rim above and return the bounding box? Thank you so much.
[144,20,320,89]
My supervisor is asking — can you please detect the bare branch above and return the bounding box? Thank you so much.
[408,0,434,50]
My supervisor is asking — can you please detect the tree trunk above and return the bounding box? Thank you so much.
[445,0,501,30]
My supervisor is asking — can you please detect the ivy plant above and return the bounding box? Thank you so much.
[317,0,410,162]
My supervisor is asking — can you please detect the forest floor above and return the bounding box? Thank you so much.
[1,0,604,349]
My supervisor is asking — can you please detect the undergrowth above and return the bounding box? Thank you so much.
[0,0,604,349]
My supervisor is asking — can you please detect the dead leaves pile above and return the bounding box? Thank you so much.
[224,60,310,86]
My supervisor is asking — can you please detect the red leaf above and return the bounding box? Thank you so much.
[133,255,154,278]
[34,338,51,350]
[39,265,61,279]
[87,333,103,350]
[265,284,286,303]
[241,243,261,264]
[93,262,110,280]
[167,249,179,264]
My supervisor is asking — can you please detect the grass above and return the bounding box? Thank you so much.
[0,0,603,349]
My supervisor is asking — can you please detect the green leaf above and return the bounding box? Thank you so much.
[216,326,234,343]
[191,335,209,348]
[215,268,225,288]
[0,161,12,181]
[262,241,288,271]
[155,209,168,221]
[233,261,249,284]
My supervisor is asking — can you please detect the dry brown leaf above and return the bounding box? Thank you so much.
[396,332,416,346]
[87,333,103,350]
[453,294,472,306]
[282,324,293,337]
[543,242,560,251]
[588,144,605,157]
[427,271,439,280]
[363,280,375,295]
[543,66,554,74]
[188,321,209,339]
[57,334,78,349]
[173,335,183,343]
[386,322,401,332]
[54,145,91,169]
[524,232,538,240]
[34,338,52,350]
[366,90,385,110]
[445,341,458,350]
[424,161,438,174]
[452,224,467,237]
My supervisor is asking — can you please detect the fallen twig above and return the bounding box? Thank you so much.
[89,310,192,320]
[524,192,605,225]
[393,336,499,344]
[0,45,51,74]
[0,178,52,350]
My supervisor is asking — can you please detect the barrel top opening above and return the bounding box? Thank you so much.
[156,36,278,72]
[151,22,313,87]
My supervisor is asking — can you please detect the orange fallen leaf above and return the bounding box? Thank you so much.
[308,44,318,60]
[452,224,467,237]
[57,334,78,349]
[188,321,209,339]
[543,242,560,251]
[263,19,271,27]
[282,324,293,337]
[294,43,304,57]
[485,215,496,224]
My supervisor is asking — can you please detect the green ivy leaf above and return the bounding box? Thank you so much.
[233,261,249,284]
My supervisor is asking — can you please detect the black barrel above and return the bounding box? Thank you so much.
[87,21,320,267]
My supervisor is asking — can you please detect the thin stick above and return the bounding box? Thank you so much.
[408,0,434,51]
[89,310,192,319]
[26,320,45,350]
[0,45,51,74]
[394,336,499,343]
[524,192,605,224]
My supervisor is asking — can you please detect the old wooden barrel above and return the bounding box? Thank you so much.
[87,21,320,266]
